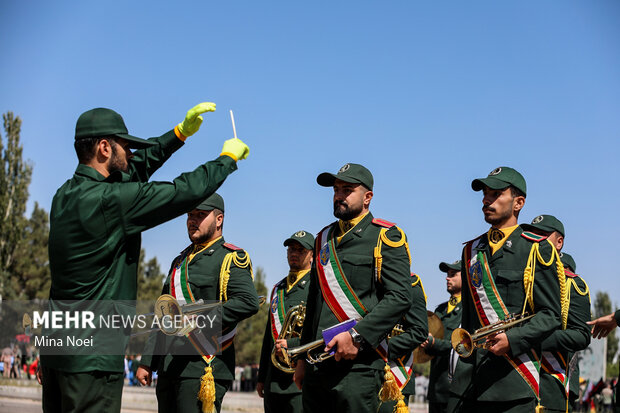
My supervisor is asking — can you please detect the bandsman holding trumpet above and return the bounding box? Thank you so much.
[448,167,566,413]
[420,260,463,413]
[295,163,417,413]
[521,216,591,412]
[137,193,260,413]
[257,230,315,413]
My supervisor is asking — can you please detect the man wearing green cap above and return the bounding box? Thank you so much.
[295,163,420,413]
[256,230,315,413]
[420,260,463,413]
[522,216,591,412]
[42,104,251,413]
[448,166,565,413]
[136,193,260,413]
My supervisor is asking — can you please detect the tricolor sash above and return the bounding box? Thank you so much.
[464,239,541,399]
[541,351,569,396]
[315,225,414,389]
[169,246,236,364]
[270,284,286,342]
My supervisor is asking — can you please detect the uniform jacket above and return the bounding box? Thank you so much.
[426,298,462,403]
[450,226,562,402]
[141,238,260,381]
[541,271,591,410]
[45,130,237,373]
[257,272,311,394]
[300,213,413,372]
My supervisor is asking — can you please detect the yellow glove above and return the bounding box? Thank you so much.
[221,138,250,161]
[176,102,216,138]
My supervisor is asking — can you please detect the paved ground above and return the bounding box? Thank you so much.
[0,379,429,413]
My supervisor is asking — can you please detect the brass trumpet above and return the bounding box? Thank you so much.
[271,303,306,373]
[451,313,535,358]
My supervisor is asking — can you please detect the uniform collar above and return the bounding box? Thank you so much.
[334,212,373,246]
[74,164,130,183]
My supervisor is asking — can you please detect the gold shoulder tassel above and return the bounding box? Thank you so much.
[378,364,409,413]
[198,365,216,413]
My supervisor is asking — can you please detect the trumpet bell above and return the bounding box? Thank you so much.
[451,328,474,358]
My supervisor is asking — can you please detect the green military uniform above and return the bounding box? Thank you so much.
[424,261,463,413]
[520,216,592,413]
[379,273,429,413]
[448,167,564,413]
[257,231,315,413]
[141,195,260,413]
[300,164,414,413]
[43,108,238,413]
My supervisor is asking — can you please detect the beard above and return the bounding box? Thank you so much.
[189,220,217,244]
[483,206,513,226]
[108,142,129,174]
[333,200,363,221]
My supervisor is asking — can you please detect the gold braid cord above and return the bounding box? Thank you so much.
[219,251,253,301]
[567,277,591,311]
[411,273,428,304]
[375,227,410,283]
[522,241,568,329]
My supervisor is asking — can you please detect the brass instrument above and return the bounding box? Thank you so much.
[271,303,306,373]
[451,313,535,358]
[282,323,406,367]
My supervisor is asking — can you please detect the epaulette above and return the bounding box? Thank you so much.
[521,231,548,242]
[223,242,243,251]
[462,233,485,245]
[564,269,578,278]
[372,218,396,228]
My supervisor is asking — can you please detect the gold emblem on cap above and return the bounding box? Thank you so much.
[339,164,351,173]
[489,167,502,176]
[294,231,306,238]
[532,215,543,224]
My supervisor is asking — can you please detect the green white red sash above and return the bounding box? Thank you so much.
[315,225,414,389]
[169,245,236,364]
[270,284,286,342]
[464,238,541,399]
[542,351,569,395]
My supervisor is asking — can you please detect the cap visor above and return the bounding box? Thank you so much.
[283,239,313,250]
[115,133,157,149]
[471,177,510,192]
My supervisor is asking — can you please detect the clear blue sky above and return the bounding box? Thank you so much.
[1,1,619,311]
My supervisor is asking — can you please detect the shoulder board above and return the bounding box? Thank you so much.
[462,233,485,245]
[521,231,548,242]
[372,218,395,228]
[435,301,449,313]
[276,278,287,288]
[223,242,242,251]
[564,269,578,278]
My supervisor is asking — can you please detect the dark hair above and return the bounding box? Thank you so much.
[74,136,117,164]
[510,186,526,199]
[213,208,224,231]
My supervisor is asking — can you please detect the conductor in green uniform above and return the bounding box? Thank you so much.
[448,167,564,413]
[137,193,260,413]
[42,103,250,413]
[521,215,591,412]
[420,260,463,413]
[295,163,415,413]
[257,230,315,413]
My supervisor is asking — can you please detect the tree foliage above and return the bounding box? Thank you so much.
[0,112,33,300]
[594,291,618,365]
[235,266,269,364]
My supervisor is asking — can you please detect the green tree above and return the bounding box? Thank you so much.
[0,112,32,300]
[8,202,51,300]
[593,291,619,367]
[235,266,269,364]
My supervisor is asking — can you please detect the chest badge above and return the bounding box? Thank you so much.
[271,296,279,314]
[320,244,330,266]
[470,262,483,288]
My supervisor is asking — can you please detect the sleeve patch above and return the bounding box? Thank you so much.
[223,242,242,251]
[372,218,395,228]
[521,231,548,242]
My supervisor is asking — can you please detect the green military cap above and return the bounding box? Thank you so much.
[560,252,577,272]
[283,230,315,250]
[75,108,156,149]
[195,193,225,212]
[521,214,565,237]
[317,163,374,191]
[439,260,462,273]
[471,166,527,197]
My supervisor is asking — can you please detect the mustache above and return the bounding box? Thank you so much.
[334,200,348,208]
[482,206,495,213]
